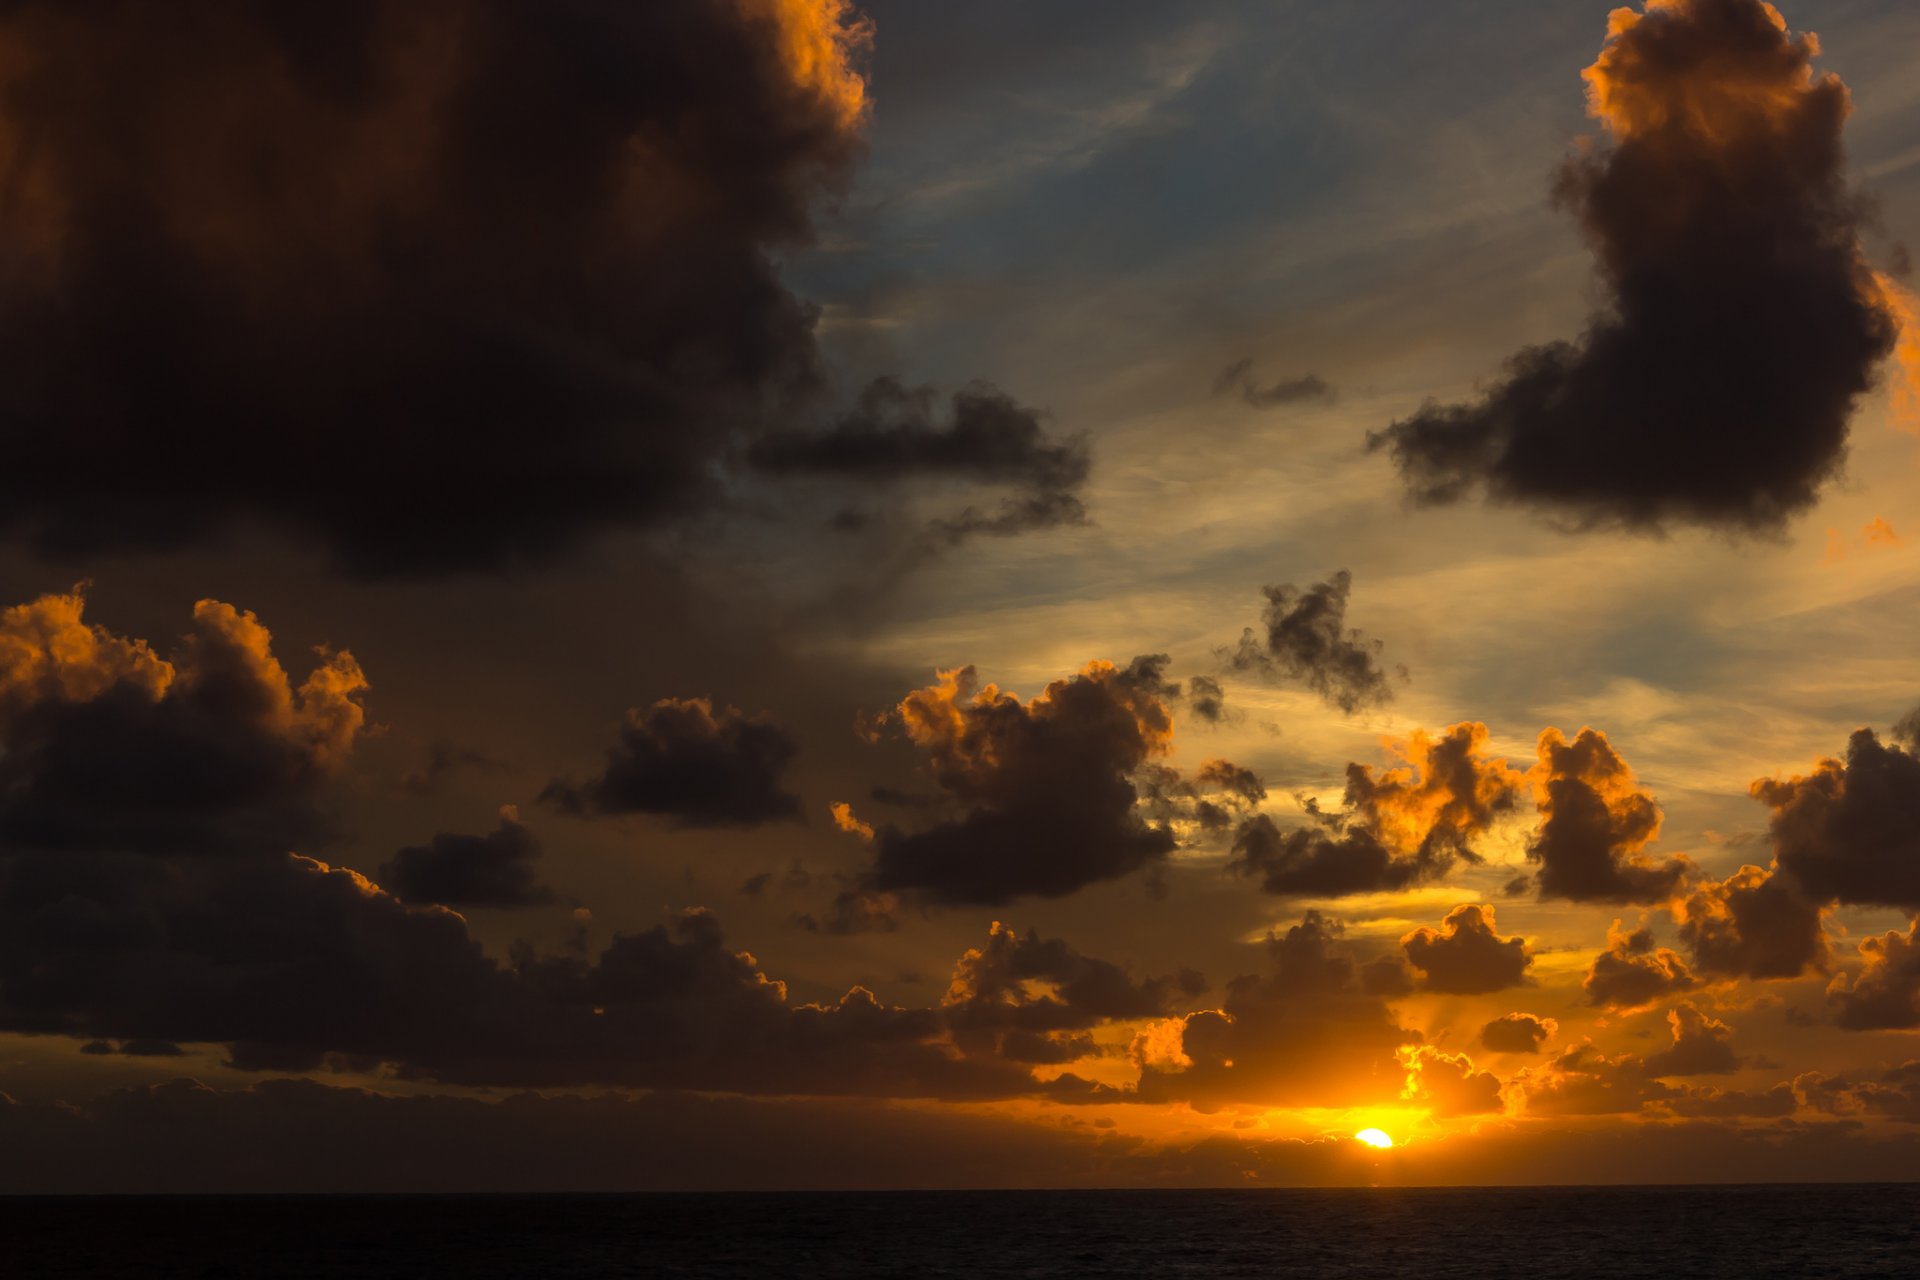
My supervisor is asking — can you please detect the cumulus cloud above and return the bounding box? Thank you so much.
[1515,1044,1681,1117]
[1674,864,1828,980]
[1642,1003,1743,1078]
[859,656,1180,904]
[1223,571,1404,713]
[0,0,878,575]
[1230,722,1522,897]
[1827,919,1920,1031]
[1400,1046,1505,1117]
[1369,0,1902,533]
[749,378,1090,543]
[1480,1013,1558,1055]
[0,590,366,856]
[1132,912,1416,1110]
[1584,919,1697,1010]
[1402,904,1533,995]
[1526,728,1688,903]
[377,811,553,909]
[1756,728,1920,911]
[541,698,801,828]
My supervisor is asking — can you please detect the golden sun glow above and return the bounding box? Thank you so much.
[1354,1128,1395,1150]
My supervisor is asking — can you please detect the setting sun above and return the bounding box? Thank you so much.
[1355,1129,1395,1150]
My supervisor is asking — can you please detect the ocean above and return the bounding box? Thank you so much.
[7,1184,1915,1278]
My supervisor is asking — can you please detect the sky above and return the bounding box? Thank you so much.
[2,0,1920,1191]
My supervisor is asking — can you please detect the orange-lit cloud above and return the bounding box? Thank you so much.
[1402,904,1533,994]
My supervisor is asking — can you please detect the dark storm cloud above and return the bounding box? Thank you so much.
[1132,912,1417,1110]
[1224,571,1404,713]
[1583,919,1697,1009]
[1211,358,1334,409]
[1642,1003,1742,1078]
[0,0,872,576]
[541,698,801,828]
[1367,0,1901,533]
[0,591,366,857]
[1526,728,1688,903]
[1480,1013,1556,1055]
[749,378,1090,541]
[1674,864,1828,980]
[1230,722,1521,897]
[1402,905,1533,995]
[1756,728,1920,911]
[377,812,553,909]
[1827,919,1920,1031]
[856,657,1180,904]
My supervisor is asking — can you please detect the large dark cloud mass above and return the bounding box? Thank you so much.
[857,657,1180,904]
[1225,571,1403,712]
[0,0,871,575]
[0,591,366,856]
[1675,864,1828,981]
[542,698,801,828]
[1230,723,1521,897]
[749,377,1090,541]
[1368,0,1901,532]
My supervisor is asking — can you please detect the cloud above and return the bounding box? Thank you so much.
[397,741,506,798]
[1642,1003,1742,1078]
[939,921,1202,1063]
[749,378,1090,543]
[1674,864,1828,980]
[1181,675,1228,724]
[1827,919,1920,1031]
[1212,359,1334,409]
[1400,1046,1504,1117]
[1402,904,1532,994]
[1526,728,1688,903]
[859,656,1180,904]
[1756,728,1920,911]
[1480,1013,1558,1055]
[0,0,873,576]
[0,590,366,856]
[541,698,801,828]
[1229,722,1522,897]
[1584,919,1697,1009]
[1797,1061,1920,1123]
[1132,912,1416,1109]
[377,811,553,909]
[793,888,901,936]
[1224,571,1404,713]
[1515,1044,1680,1117]
[1368,0,1900,533]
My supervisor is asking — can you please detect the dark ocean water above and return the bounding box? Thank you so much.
[6,1185,1916,1279]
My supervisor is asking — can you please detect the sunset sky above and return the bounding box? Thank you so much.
[4,0,1920,1191]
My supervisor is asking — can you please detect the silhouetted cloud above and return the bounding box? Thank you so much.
[1212,358,1333,409]
[750,378,1089,543]
[1480,1013,1557,1055]
[1828,919,1920,1031]
[1584,919,1697,1009]
[1402,904,1532,995]
[1516,1044,1680,1116]
[1224,571,1404,712]
[0,0,880,576]
[542,698,801,828]
[1757,728,1920,911]
[378,811,553,909]
[1643,1003,1742,1078]
[0,590,366,856]
[1369,0,1901,533]
[1231,724,1521,896]
[1526,728,1688,903]
[856,657,1181,904]
[1674,865,1828,980]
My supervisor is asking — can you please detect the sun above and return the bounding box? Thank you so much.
[1354,1128,1394,1150]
